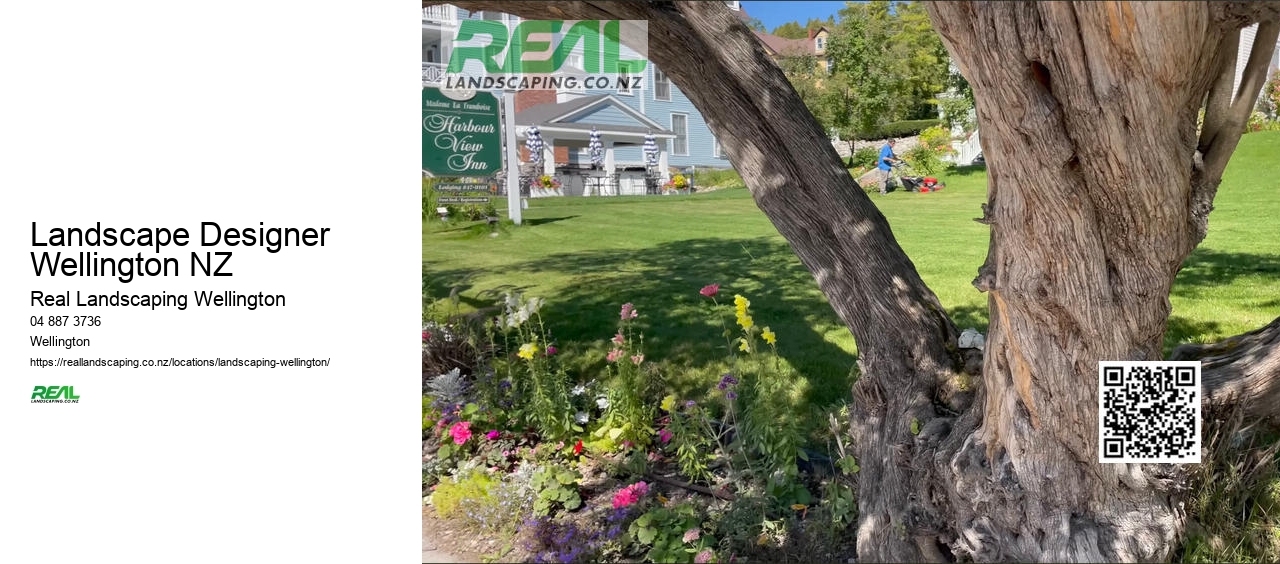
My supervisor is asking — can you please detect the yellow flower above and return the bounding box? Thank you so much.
[738,338,750,352]
[790,503,808,511]
[517,343,538,360]
[762,327,776,345]
[660,395,676,412]
[657,494,669,505]
[733,294,750,313]
[737,315,754,330]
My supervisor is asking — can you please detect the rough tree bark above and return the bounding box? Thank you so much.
[433,1,1280,561]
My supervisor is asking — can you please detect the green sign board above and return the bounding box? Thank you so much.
[423,88,502,176]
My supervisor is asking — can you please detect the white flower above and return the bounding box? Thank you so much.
[596,396,610,410]
[571,384,586,396]
[575,411,589,424]
[504,292,520,310]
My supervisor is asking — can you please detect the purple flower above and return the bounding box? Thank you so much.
[726,391,738,400]
[685,400,696,409]
[717,373,739,390]
[659,429,673,444]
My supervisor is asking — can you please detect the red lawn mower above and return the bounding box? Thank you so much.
[891,162,945,193]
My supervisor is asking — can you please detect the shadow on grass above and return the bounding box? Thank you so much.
[428,237,860,408]
[1174,248,1280,294]
[525,216,580,226]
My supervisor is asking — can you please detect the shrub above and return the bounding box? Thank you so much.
[432,469,496,519]
[903,143,947,177]
[850,147,879,169]
[692,168,742,189]
[858,119,943,140]
[918,125,954,152]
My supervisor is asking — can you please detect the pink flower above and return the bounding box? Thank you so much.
[546,345,557,356]
[659,429,673,444]
[612,332,625,345]
[486,430,500,440]
[607,349,625,363]
[620,303,638,320]
[699,284,720,298]
[695,549,714,563]
[422,331,431,340]
[612,481,650,509]
[683,528,701,543]
[449,422,472,445]
[631,354,645,366]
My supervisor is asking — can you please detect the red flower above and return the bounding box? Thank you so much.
[423,332,431,340]
[573,440,583,455]
[699,284,720,298]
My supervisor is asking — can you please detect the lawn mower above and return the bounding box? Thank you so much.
[890,162,945,193]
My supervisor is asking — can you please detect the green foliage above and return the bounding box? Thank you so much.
[595,311,659,448]
[531,465,582,516]
[423,176,440,221]
[821,479,856,530]
[850,147,879,169]
[433,470,496,519]
[814,0,951,137]
[692,168,742,189]
[872,119,945,139]
[738,367,805,476]
[771,21,808,39]
[903,143,947,177]
[745,17,766,32]
[1178,408,1280,564]
[919,125,953,151]
[490,293,579,443]
[1246,111,1280,134]
[629,502,717,564]
[665,403,715,484]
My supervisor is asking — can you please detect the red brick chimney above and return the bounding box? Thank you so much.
[513,90,569,166]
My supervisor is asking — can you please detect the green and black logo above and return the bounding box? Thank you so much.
[32,385,80,403]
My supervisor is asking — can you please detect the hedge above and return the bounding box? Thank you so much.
[856,119,944,141]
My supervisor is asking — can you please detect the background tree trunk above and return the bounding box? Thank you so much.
[436,1,1279,561]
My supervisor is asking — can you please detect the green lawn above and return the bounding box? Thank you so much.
[425,132,1280,411]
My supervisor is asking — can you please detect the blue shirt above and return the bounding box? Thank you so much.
[877,144,895,171]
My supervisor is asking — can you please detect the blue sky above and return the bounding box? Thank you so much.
[741,1,848,32]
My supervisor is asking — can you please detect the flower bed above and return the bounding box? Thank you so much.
[423,286,860,562]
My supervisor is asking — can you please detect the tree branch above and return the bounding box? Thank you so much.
[1199,22,1279,186]
[1172,316,1280,425]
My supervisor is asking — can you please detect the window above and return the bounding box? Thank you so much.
[617,61,634,95]
[816,36,826,50]
[713,135,723,158]
[654,67,671,100]
[826,58,834,74]
[671,114,688,156]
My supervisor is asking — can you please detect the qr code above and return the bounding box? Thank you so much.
[1098,361,1201,463]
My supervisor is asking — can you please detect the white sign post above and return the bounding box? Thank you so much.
[502,91,523,225]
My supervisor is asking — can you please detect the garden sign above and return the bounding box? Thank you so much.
[422,88,502,176]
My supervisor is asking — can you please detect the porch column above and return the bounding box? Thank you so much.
[542,136,556,177]
[604,142,616,196]
[658,145,670,183]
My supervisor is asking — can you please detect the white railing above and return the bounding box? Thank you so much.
[422,5,457,25]
[422,63,446,86]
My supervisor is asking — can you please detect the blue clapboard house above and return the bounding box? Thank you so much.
[423,3,737,196]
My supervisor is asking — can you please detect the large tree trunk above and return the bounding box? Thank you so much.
[435,1,1280,561]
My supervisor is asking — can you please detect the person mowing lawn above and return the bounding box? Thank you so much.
[875,138,902,195]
